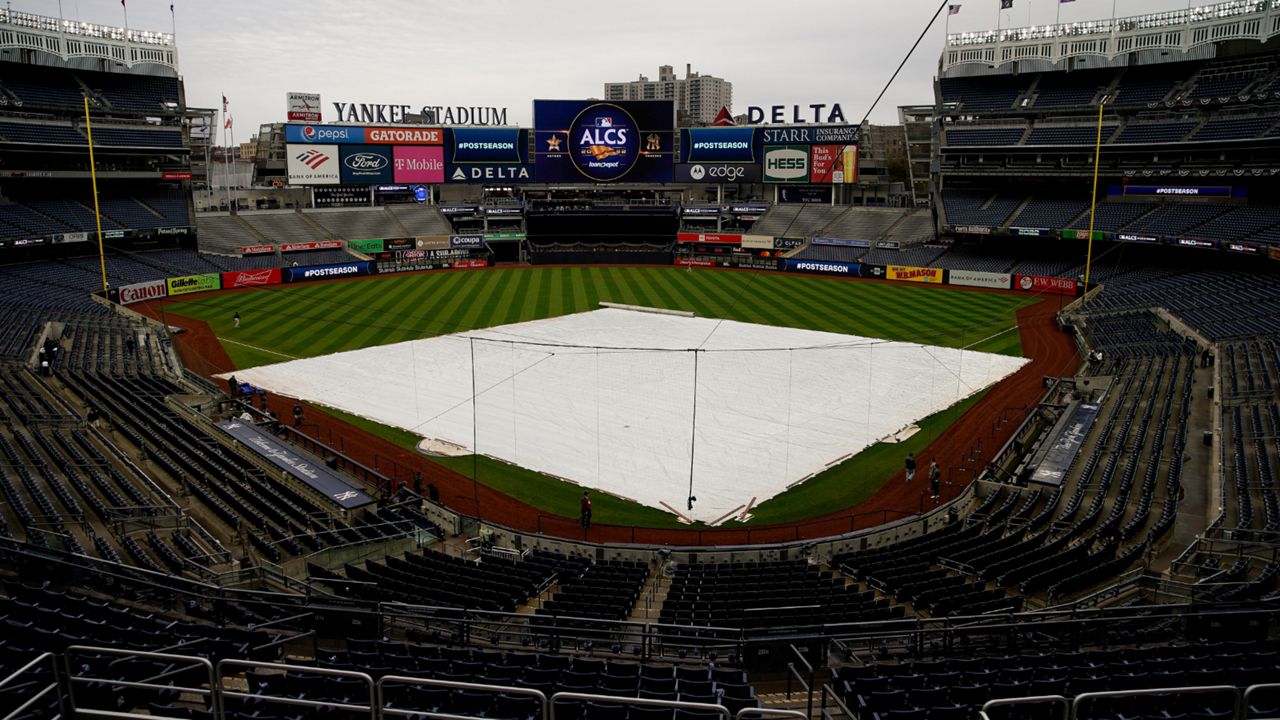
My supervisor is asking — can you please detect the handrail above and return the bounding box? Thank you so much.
[1072,685,1240,720]
[379,674,549,720]
[64,645,217,720]
[550,691,731,720]
[981,695,1069,720]
[217,659,376,720]
[0,652,62,720]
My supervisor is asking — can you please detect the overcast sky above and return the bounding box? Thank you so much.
[24,0,1199,135]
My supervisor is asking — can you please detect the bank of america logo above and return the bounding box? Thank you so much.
[296,149,329,169]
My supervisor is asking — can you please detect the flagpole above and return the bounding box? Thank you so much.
[84,96,108,294]
[1056,0,1062,29]
[221,102,232,213]
[121,0,129,65]
[170,4,179,73]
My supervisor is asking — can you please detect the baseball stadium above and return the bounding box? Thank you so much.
[0,2,1278,720]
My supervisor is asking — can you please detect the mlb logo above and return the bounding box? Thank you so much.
[595,117,613,128]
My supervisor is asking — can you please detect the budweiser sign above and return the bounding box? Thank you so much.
[119,279,167,305]
[222,268,282,288]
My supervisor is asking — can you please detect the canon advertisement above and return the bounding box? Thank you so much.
[534,100,674,183]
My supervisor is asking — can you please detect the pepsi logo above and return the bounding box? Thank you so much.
[302,126,316,141]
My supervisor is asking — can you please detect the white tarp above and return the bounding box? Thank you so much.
[227,309,1027,523]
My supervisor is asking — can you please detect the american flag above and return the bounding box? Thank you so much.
[949,4,962,14]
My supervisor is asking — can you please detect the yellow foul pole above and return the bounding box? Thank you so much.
[1082,100,1106,307]
[84,96,108,294]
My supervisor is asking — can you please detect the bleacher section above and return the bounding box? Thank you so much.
[941,189,1022,228]
[819,208,907,243]
[238,212,332,246]
[307,208,406,240]
[387,205,452,235]
[750,204,847,238]
[0,187,189,238]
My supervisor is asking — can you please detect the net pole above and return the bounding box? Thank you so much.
[470,337,480,516]
[83,96,108,294]
[686,349,700,512]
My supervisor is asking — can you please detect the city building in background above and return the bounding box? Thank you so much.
[604,64,732,126]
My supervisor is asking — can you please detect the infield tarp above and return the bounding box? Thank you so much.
[226,309,1027,524]
[216,419,375,510]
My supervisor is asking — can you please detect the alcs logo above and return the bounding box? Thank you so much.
[569,103,640,182]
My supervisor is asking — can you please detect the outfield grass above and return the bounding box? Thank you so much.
[168,266,1034,526]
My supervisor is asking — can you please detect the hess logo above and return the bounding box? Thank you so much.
[766,147,808,179]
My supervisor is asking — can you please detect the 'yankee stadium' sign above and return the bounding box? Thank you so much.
[331,102,510,126]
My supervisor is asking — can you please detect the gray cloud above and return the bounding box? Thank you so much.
[21,0,1202,135]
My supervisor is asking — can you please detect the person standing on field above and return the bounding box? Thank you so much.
[904,453,916,483]
[580,491,592,530]
[929,458,941,499]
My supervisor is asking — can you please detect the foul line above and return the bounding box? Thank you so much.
[963,324,1019,351]
[218,337,301,362]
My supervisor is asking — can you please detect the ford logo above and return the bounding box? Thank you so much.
[345,153,389,171]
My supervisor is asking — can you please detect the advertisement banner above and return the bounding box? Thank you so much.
[1116,232,1160,244]
[166,273,221,296]
[740,234,774,250]
[221,268,283,288]
[948,270,1011,290]
[808,144,858,184]
[51,232,89,244]
[675,258,717,267]
[416,235,451,250]
[1226,242,1260,254]
[673,163,762,183]
[287,92,322,123]
[447,163,534,183]
[485,232,527,240]
[760,125,860,145]
[812,237,871,248]
[118,279,168,305]
[161,170,193,181]
[681,127,759,163]
[763,145,809,183]
[393,145,445,183]
[677,232,741,244]
[887,265,944,284]
[282,262,376,283]
[281,241,342,252]
[954,225,993,235]
[1177,238,1217,249]
[449,128,524,163]
[339,145,394,184]
[438,206,476,215]
[682,206,721,216]
[217,419,373,509]
[286,144,340,185]
[1119,185,1232,198]
[451,259,488,269]
[781,259,860,275]
[285,124,364,144]
[533,99,674,183]
[1010,227,1048,237]
[365,127,443,145]
[1015,274,1079,295]
[450,235,486,249]
[347,239,384,254]
[241,245,275,255]
[384,238,415,251]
